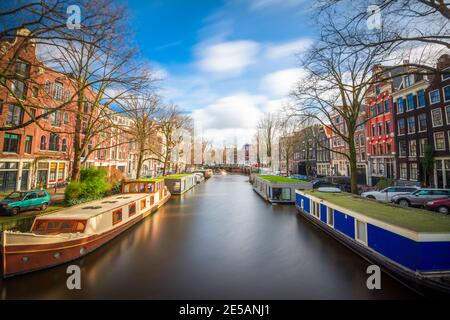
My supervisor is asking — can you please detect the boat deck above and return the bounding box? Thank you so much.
[38,193,147,220]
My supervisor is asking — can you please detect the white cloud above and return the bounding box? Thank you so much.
[265,38,312,60]
[197,40,261,75]
[261,68,305,97]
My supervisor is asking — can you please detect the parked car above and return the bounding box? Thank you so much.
[361,186,419,203]
[0,190,51,216]
[290,174,308,181]
[425,198,450,214]
[391,189,450,208]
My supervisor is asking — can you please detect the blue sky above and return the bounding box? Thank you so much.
[127,0,316,145]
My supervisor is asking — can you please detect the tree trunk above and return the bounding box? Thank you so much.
[348,131,358,194]
[71,150,82,182]
[71,92,84,182]
[136,150,144,179]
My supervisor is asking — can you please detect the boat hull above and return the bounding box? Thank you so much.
[2,193,170,278]
[296,205,450,296]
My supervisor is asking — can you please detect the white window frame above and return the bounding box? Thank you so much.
[410,163,418,181]
[429,89,441,105]
[443,85,450,103]
[327,207,334,227]
[434,131,446,151]
[431,108,444,127]
[409,140,417,157]
[400,163,407,179]
[354,219,368,245]
[407,116,416,134]
[419,138,427,157]
[418,113,427,132]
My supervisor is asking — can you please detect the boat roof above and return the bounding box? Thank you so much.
[164,174,194,179]
[257,175,309,184]
[300,190,450,233]
[124,177,165,183]
[36,193,147,220]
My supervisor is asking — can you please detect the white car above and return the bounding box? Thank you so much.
[361,186,419,203]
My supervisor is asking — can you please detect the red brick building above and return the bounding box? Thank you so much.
[366,65,396,186]
[0,29,139,191]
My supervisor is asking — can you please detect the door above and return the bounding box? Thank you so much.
[22,192,37,209]
[21,170,29,191]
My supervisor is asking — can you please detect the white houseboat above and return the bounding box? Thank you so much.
[1,177,170,277]
[253,175,312,203]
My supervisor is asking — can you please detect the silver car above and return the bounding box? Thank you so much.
[391,189,450,208]
[361,186,419,202]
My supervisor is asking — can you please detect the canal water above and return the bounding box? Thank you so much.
[0,175,419,299]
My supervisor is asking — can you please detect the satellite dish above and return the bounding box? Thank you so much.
[318,187,341,193]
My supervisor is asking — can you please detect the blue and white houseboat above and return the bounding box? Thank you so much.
[296,189,450,294]
[253,175,312,203]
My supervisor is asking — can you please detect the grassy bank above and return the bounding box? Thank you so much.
[302,190,450,233]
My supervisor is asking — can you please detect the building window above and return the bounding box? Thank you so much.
[397,98,404,113]
[410,163,418,180]
[406,94,416,111]
[377,103,383,115]
[371,124,376,136]
[419,138,427,157]
[378,122,383,135]
[429,89,440,105]
[25,135,32,154]
[404,74,414,87]
[32,86,39,98]
[384,99,390,112]
[398,118,406,135]
[53,81,64,101]
[379,144,383,155]
[407,116,416,134]
[44,80,51,95]
[431,108,444,127]
[61,139,67,152]
[409,140,417,157]
[386,143,392,154]
[372,145,376,155]
[370,105,375,118]
[64,112,69,124]
[11,79,26,99]
[399,140,407,157]
[3,133,20,153]
[444,86,450,102]
[355,220,367,245]
[400,163,407,179]
[434,132,446,151]
[83,101,90,113]
[15,60,29,78]
[65,90,70,102]
[50,110,62,127]
[49,133,60,151]
[418,113,427,132]
[417,89,426,108]
[40,135,47,150]
[6,105,23,125]
[442,72,450,81]
[385,120,391,134]
[112,209,122,225]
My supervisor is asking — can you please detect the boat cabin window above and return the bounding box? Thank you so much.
[112,209,122,225]
[33,220,86,234]
[123,184,130,193]
[129,202,136,217]
[327,207,334,227]
[355,220,368,244]
[148,183,154,193]
[132,183,139,193]
[140,183,146,193]
[141,199,146,210]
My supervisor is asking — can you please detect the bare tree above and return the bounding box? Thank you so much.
[257,112,277,167]
[201,137,213,166]
[0,0,126,131]
[40,0,153,181]
[148,105,192,175]
[289,19,388,193]
[277,116,299,175]
[120,94,161,179]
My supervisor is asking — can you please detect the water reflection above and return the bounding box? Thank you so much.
[0,175,418,299]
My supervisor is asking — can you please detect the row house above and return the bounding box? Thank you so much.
[365,65,396,186]
[330,113,349,176]
[390,55,450,188]
[316,125,331,177]
[0,29,141,191]
[391,65,429,186]
[0,30,79,191]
